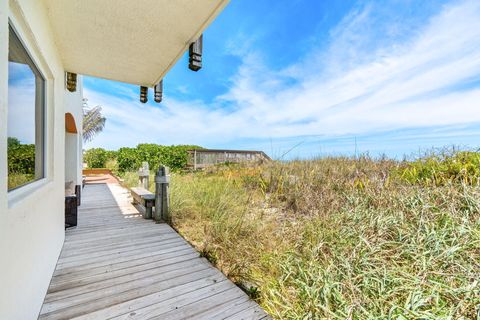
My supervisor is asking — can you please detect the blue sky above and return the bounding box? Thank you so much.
[83,0,480,159]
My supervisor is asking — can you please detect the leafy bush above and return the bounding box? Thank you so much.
[105,159,119,175]
[158,145,200,170]
[84,148,108,168]
[8,143,35,175]
[83,148,117,168]
[105,150,118,161]
[85,144,202,172]
[7,137,36,189]
[398,150,480,185]
[8,173,34,189]
[117,144,202,173]
[117,147,141,172]
[136,144,163,170]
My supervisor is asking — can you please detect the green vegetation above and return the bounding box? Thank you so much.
[84,144,202,172]
[8,137,35,174]
[7,137,35,189]
[122,150,480,319]
[117,144,201,172]
[397,150,480,186]
[84,148,112,169]
[8,173,34,190]
[83,102,106,142]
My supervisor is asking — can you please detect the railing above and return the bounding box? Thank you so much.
[188,149,271,169]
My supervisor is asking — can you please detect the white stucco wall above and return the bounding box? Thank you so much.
[65,132,79,183]
[0,0,83,318]
[65,78,84,186]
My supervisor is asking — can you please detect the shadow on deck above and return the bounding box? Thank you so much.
[39,182,269,319]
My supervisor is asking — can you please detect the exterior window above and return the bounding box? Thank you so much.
[7,24,45,191]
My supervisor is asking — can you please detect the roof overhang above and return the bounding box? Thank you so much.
[43,0,229,86]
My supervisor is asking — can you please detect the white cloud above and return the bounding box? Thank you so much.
[85,0,480,152]
[7,73,36,144]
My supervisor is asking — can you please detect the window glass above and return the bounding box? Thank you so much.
[7,24,45,191]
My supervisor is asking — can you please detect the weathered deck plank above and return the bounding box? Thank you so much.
[39,183,268,319]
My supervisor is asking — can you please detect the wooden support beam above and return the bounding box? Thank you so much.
[188,35,203,71]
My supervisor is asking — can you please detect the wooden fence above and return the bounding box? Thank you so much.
[187,149,271,169]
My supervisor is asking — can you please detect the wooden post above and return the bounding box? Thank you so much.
[138,162,149,189]
[143,175,149,189]
[194,150,197,170]
[154,166,170,223]
[144,195,155,219]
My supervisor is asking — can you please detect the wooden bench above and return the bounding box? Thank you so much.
[130,187,155,219]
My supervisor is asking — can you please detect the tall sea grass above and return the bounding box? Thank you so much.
[122,152,480,319]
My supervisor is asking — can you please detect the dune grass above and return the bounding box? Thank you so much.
[122,153,480,319]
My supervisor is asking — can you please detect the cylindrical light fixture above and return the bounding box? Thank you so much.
[140,86,148,103]
[154,80,163,103]
[66,72,77,92]
[189,35,203,71]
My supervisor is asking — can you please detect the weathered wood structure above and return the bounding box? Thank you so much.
[138,162,150,189]
[40,182,269,319]
[154,165,171,223]
[188,149,271,169]
[131,187,155,219]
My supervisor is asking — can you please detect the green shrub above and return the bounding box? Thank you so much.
[117,144,202,173]
[84,148,108,168]
[105,158,119,175]
[136,144,163,170]
[158,145,199,171]
[398,150,480,185]
[117,147,141,172]
[86,144,202,173]
[8,173,34,189]
[83,148,117,168]
[8,143,35,174]
[7,137,36,189]
[105,150,118,161]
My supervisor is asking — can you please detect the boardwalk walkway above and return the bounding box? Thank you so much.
[39,182,268,319]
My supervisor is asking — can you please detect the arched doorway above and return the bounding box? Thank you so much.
[65,112,81,186]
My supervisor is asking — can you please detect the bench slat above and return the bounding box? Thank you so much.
[130,187,156,220]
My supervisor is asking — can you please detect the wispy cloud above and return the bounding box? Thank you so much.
[8,63,36,144]
[85,0,480,156]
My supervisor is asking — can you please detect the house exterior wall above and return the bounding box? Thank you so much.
[65,132,80,183]
[65,78,83,186]
[0,0,83,318]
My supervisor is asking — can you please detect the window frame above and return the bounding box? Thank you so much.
[7,19,50,204]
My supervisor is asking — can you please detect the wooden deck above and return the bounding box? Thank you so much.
[39,182,269,320]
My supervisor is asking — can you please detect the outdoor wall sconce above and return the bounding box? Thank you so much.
[154,80,163,103]
[66,72,77,92]
[188,34,203,71]
[140,86,148,103]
